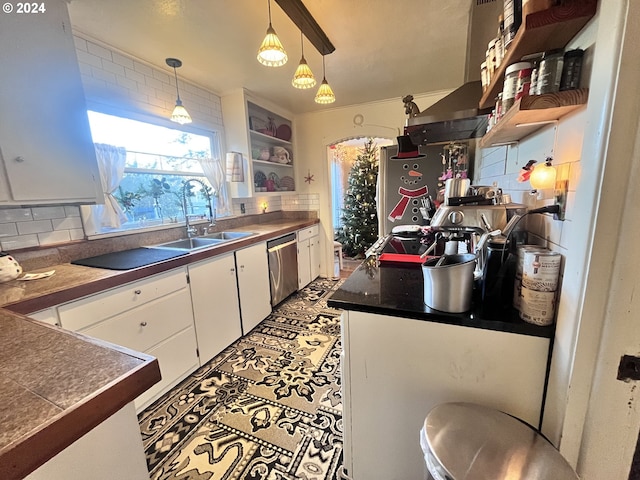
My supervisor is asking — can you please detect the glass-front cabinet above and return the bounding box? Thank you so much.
[221,89,295,197]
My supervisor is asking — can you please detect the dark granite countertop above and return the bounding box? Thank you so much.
[327,258,554,338]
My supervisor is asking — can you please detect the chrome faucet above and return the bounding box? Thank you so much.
[181,179,216,238]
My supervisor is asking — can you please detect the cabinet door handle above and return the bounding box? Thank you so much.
[134,289,142,295]
[230,268,235,273]
[140,321,147,327]
[15,156,25,163]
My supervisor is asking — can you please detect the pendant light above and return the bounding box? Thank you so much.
[314,54,335,104]
[257,0,287,67]
[166,58,192,125]
[292,31,316,89]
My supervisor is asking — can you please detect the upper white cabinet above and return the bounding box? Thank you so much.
[0,0,102,205]
[222,89,295,197]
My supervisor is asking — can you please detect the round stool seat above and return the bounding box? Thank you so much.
[421,402,579,480]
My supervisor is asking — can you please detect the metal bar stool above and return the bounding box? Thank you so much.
[421,402,579,480]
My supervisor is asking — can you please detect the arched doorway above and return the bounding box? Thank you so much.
[328,136,394,277]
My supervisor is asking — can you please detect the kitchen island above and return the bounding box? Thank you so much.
[328,258,554,480]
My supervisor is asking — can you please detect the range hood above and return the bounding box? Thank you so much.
[405,81,491,145]
[404,0,501,145]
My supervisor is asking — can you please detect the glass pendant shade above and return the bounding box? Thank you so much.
[257,25,288,66]
[292,56,316,89]
[529,162,556,189]
[315,78,335,104]
[171,100,192,125]
[166,58,192,125]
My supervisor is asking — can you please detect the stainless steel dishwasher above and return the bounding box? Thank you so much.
[267,233,299,306]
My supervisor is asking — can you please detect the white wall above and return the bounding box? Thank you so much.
[476,2,640,478]
[294,91,449,277]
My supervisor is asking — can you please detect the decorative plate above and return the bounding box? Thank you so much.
[268,172,280,187]
[280,175,295,191]
[276,124,292,141]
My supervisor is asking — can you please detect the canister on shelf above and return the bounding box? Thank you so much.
[488,39,497,75]
[494,93,503,124]
[537,49,564,94]
[515,65,533,101]
[501,61,532,113]
[519,250,562,326]
[560,48,584,91]
[481,62,489,92]
[513,245,547,311]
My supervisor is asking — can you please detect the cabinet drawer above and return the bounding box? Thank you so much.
[135,326,199,411]
[297,224,319,242]
[58,268,187,331]
[80,288,193,353]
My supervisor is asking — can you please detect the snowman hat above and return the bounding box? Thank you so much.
[391,135,426,159]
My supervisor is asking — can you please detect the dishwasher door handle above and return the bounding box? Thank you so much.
[267,239,297,252]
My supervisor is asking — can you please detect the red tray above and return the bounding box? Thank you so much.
[378,253,438,264]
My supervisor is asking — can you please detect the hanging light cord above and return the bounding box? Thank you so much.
[267,0,273,26]
[300,31,305,57]
[172,66,181,103]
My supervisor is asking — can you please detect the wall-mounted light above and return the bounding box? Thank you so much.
[292,31,316,89]
[261,201,268,213]
[166,58,192,125]
[314,54,335,104]
[257,0,288,67]
[529,157,557,190]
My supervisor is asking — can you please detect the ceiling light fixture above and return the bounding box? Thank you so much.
[166,58,192,125]
[257,0,288,67]
[314,55,335,104]
[292,31,316,89]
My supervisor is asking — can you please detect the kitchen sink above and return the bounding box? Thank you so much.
[152,237,225,251]
[204,231,255,240]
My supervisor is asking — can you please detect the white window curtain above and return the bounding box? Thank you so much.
[199,157,231,217]
[83,143,128,232]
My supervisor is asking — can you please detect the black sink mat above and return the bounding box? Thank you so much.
[71,247,188,270]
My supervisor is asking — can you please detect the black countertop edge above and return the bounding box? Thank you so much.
[327,261,555,339]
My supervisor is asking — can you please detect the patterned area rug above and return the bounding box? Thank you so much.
[138,278,345,480]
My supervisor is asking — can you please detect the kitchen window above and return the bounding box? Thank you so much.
[81,111,229,237]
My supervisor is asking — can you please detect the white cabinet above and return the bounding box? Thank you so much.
[0,0,101,205]
[221,89,295,197]
[188,253,242,364]
[57,268,199,411]
[297,225,320,289]
[29,308,60,327]
[236,242,271,333]
[341,310,550,480]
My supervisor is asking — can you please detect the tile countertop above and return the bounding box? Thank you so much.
[0,310,161,479]
[0,218,319,315]
[0,217,316,479]
[327,257,555,338]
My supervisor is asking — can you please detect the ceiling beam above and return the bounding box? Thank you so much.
[274,0,336,55]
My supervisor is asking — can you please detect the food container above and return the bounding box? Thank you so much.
[537,49,564,94]
[502,61,532,112]
[560,48,584,91]
[422,253,477,313]
[444,178,471,204]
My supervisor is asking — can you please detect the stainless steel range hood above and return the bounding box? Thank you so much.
[405,81,491,145]
[405,0,501,145]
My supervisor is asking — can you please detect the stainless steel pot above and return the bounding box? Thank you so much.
[422,253,476,313]
[444,178,471,204]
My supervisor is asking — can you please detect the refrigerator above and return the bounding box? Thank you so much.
[377,143,458,236]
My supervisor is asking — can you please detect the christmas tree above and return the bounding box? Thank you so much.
[335,139,379,258]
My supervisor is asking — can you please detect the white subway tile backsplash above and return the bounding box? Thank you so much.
[32,206,66,220]
[69,228,85,241]
[0,223,18,237]
[64,206,81,217]
[52,216,83,230]
[38,230,71,246]
[116,75,138,92]
[100,59,126,77]
[75,49,103,69]
[17,220,53,235]
[87,42,112,61]
[133,61,153,77]
[73,36,88,52]
[111,52,134,70]
[1,234,40,251]
[124,67,145,84]
[152,70,171,84]
[91,68,117,85]
[144,75,164,90]
[0,208,33,223]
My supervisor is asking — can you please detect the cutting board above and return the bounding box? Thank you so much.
[71,247,187,270]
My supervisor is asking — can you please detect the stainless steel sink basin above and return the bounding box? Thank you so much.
[204,231,254,240]
[152,237,225,251]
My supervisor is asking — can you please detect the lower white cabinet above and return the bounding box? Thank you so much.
[188,253,242,364]
[341,310,550,480]
[236,242,271,333]
[297,225,320,289]
[56,267,199,411]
